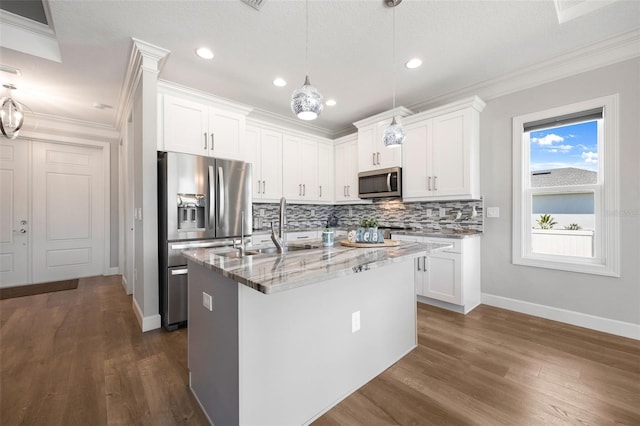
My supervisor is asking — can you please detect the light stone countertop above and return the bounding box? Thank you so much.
[182,239,451,294]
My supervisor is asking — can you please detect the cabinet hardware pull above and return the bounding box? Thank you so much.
[417,258,421,271]
[303,184,306,196]
[262,180,266,194]
[433,176,438,191]
[319,185,322,197]
[377,152,380,165]
[299,184,302,196]
[257,180,261,194]
[210,133,215,151]
[203,132,207,150]
[423,256,427,271]
[372,153,376,165]
[344,186,347,197]
[428,176,432,191]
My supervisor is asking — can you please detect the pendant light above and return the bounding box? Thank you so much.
[0,84,24,139]
[383,0,406,148]
[291,0,323,121]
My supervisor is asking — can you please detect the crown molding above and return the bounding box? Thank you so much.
[0,9,61,62]
[158,80,253,116]
[115,38,170,132]
[248,106,336,139]
[408,29,640,113]
[19,112,120,144]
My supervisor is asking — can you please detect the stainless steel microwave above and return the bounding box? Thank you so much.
[358,167,402,199]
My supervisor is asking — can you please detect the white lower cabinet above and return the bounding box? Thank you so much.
[393,234,481,314]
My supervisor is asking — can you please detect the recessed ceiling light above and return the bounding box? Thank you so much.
[405,58,422,69]
[196,47,214,60]
[273,78,287,87]
[325,99,336,106]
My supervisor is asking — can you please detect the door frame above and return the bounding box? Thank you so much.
[18,130,112,280]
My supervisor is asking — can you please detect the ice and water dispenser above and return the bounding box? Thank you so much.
[177,193,206,231]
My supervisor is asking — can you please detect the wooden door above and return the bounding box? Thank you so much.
[31,142,105,283]
[0,140,29,286]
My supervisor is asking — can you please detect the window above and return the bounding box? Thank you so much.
[512,95,619,276]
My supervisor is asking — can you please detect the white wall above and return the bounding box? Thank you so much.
[479,58,640,328]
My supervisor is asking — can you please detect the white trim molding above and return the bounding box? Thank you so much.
[482,293,639,341]
[512,94,620,277]
[133,297,162,332]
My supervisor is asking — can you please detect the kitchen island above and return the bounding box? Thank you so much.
[183,239,450,426]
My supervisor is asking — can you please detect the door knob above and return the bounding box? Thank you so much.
[20,229,27,233]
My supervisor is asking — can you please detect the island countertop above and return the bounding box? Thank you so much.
[182,239,451,294]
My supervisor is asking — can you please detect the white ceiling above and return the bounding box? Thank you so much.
[1,0,639,138]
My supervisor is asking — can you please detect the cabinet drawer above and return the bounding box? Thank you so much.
[423,237,462,253]
[286,231,318,242]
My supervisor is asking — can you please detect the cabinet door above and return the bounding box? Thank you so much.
[424,252,461,304]
[260,129,283,201]
[403,120,432,199]
[244,126,262,199]
[334,143,349,202]
[317,142,333,203]
[431,110,471,196]
[282,135,302,200]
[357,125,376,171]
[208,109,244,160]
[374,119,402,169]
[163,94,209,156]
[298,139,318,200]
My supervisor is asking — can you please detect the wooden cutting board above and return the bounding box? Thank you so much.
[341,239,400,248]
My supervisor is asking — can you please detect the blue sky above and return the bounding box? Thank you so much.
[529,121,598,172]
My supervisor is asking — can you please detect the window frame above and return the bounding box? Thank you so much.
[512,95,620,277]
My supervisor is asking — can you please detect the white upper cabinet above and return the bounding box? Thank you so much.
[244,125,282,202]
[402,96,485,201]
[334,136,360,203]
[317,142,334,204]
[158,85,251,160]
[354,107,412,172]
[283,134,319,201]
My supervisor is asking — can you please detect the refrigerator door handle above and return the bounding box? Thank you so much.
[208,165,215,230]
[218,165,225,227]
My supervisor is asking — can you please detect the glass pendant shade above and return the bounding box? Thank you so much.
[383,117,406,147]
[290,75,323,121]
[0,96,24,140]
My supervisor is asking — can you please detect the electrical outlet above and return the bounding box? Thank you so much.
[487,207,500,218]
[202,292,213,311]
[351,311,360,333]
[311,209,315,216]
[426,208,432,217]
[439,207,446,217]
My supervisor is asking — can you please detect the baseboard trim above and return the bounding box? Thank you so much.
[132,297,162,332]
[481,293,640,340]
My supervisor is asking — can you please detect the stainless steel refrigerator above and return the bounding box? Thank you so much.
[158,151,252,330]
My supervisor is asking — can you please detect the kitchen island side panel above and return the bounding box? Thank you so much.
[187,260,239,426]
[238,260,416,426]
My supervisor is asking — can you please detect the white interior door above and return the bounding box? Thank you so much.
[0,140,29,286]
[31,141,105,283]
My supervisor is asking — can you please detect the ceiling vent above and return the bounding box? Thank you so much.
[240,0,265,11]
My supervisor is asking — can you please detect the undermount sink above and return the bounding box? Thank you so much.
[218,251,260,258]
[250,244,320,254]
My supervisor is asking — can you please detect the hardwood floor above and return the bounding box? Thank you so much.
[1,276,638,425]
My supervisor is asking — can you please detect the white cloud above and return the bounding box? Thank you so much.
[582,151,598,163]
[532,133,564,146]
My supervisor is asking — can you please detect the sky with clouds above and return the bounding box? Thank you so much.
[529,120,598,172]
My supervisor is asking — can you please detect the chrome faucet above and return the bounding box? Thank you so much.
[271,197,287,252]
[234,210,249,256]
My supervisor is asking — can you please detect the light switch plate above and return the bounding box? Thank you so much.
[202,292,213,311]
[439,207,446,217]
[487,207,500,218]
[352,311,360,333]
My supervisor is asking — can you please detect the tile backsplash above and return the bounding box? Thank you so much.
[253,198,483,232]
